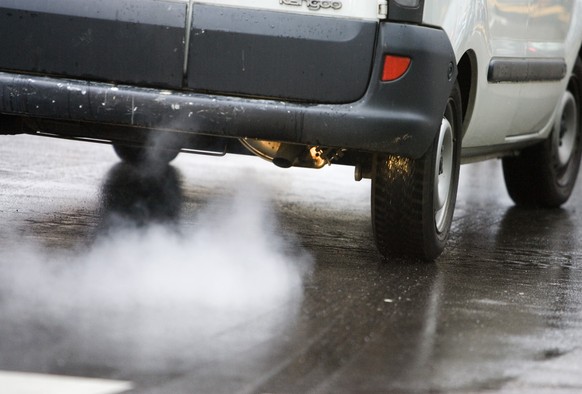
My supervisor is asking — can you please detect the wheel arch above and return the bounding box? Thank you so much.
[456,50,477,140]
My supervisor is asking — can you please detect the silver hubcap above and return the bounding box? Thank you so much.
[555,91,577,167]
[434,117,454,233]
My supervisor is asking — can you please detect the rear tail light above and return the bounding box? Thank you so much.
[381,54,411,81]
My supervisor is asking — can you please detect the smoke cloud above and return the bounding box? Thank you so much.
[0,172,312,375]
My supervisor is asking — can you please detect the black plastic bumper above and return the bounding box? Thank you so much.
[0,22,456,158]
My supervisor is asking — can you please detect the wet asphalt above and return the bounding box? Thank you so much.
[1,134,582,393]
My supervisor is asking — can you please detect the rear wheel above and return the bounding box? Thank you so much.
[502,58,582,207]
[372,82,462,261]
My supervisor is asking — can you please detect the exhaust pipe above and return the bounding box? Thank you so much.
[272,143,306,168]
[239,138,331,169]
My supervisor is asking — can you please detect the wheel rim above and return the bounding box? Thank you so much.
[434,117,454,233]
[555,91,577,168]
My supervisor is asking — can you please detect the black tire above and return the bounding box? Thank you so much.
[372,82,462,261]
[502,58,582,207]
[113,143,180,166]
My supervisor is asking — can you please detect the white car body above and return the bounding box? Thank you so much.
[426,0,582,156]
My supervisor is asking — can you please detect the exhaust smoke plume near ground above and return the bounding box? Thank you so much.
[0,174,313,372]
[4,137,582,392]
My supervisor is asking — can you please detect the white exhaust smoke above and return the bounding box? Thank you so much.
[0,175,312,373]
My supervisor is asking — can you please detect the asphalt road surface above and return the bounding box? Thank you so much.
[1,134,582,393]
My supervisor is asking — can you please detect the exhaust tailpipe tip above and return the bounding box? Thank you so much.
[273,144,305,168]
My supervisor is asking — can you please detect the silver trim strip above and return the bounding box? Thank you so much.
[182,0,195,81]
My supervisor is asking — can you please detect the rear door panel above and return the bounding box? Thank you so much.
[186,3,377,103]
[0,0,379,104]
[0,0,187,88]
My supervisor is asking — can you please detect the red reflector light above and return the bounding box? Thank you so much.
[381,55,411,81]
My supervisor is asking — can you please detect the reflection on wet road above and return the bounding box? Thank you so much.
[1,135,581,393]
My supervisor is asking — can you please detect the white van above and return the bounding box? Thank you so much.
[1,0,581,260]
